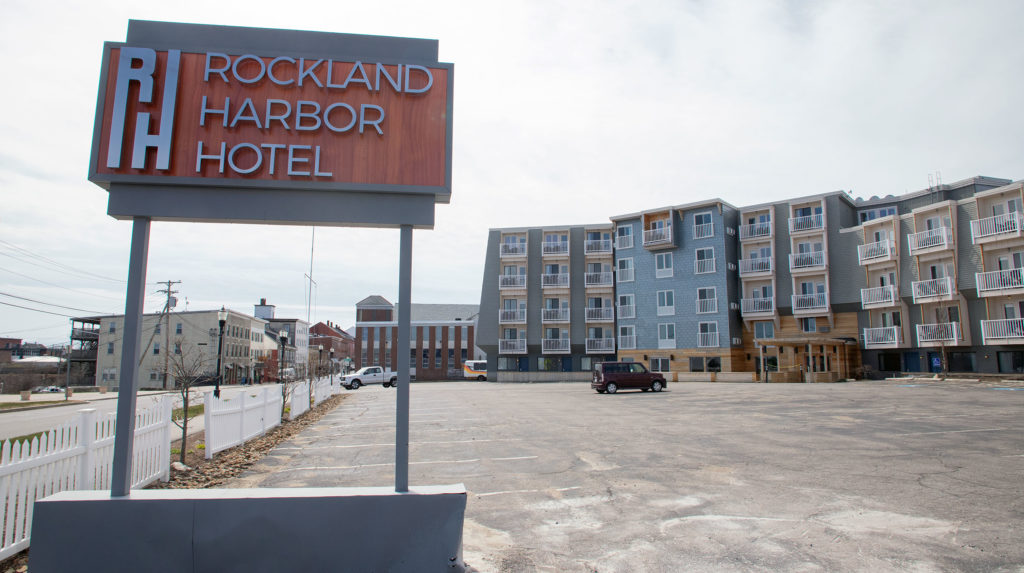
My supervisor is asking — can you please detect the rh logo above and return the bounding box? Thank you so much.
[106,47,180,170]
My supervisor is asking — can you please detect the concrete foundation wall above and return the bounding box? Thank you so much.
[495,371,590,383]
[30,486,466,573]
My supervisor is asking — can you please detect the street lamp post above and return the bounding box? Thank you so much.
[279,332,288,382]
[317,344,323,381]
[215,306,227,399]
[329,347,335,385]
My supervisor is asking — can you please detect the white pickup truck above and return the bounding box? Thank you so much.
[341,366,398,389]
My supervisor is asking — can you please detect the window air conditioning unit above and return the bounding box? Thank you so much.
[731,337,742,345]
[729,302,740,310]
[726,227,736,236]
[727,263,737,271]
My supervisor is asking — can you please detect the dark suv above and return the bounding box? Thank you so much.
[592,362,667,394]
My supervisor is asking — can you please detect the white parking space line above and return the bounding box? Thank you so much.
[489,456,537,461]
[475,486,580,498]
[894,428,1006,436]
[275,438,524,451]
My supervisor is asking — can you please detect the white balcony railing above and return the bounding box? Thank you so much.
[542,308,570,323]
[792,292,828,311]
[971,212,1023,243]
[615,235,634,249]
[617,304,636,319]
[618,335,637,350]
[739,258,772,275]
[498,339,527,354]
[643,225,672,247]
[499,274,527,289]
[499,309,527,323]
[976,268,1024,295]
[741,297,775,315]
[617,268,635,282]
[863,326,902,347]
[542,338,570,353]
[541,273,570,288]
[500,243,527,257]
[917,322,960,344]
[860,285,897,307]
[542,241,569,256]
[586,307,614,322]
[739,221,772,240]
[908,227,953,255]
[696,298,718,314]
[584,239,613,255]
[698,331,720,348]
[658,337,676,350]
[911,276,953,303]
[789,251,825,271]
[693,223,714,239]
[982,318,1024,343]
[695,258,716,274]
[586,338,616,353]
[857,240,893,264]
[584,272,614,287]
[789,213,824,233]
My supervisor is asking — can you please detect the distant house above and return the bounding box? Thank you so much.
[354,295,483,381]
[0,338,20,363]
[309,321,356,374]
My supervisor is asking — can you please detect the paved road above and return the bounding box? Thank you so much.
[226,380,1024,572]
[0,385,276,440]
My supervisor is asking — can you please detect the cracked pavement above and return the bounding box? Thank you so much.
[224,380,1024,572]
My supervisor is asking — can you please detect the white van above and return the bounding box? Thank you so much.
[463,360,487,381]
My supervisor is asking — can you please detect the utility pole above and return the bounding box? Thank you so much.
[157,280,181,390]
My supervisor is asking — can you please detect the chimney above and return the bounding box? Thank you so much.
[260,298,266,305]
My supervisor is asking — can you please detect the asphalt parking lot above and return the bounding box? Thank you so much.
[226,380,1024,572]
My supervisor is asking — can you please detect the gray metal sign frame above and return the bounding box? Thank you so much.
[94,20,452,497]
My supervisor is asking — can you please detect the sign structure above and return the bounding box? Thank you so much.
[89,20,454,228]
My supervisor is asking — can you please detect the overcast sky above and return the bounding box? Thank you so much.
[2,0,1022,346]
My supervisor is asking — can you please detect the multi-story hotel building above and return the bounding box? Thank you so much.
[478,175,1022,381]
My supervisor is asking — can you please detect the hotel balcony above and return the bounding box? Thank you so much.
[616,268,635,283]
[541,273,570,289]
[741,297,775,318]
[976,268,1024,297]
[498,275,527,290]
[916,322,961,346]
[981,318,1024,345]
[697,332,720,348]
[908,227,953,257]
[792,292,829,314]
[542,308,570,323]
[585,307,615,322]
[586,338,616,354]
[618,335,637,350]
[642,225,674,249]
[860,285,898,309]
[584,239,613,255]
[695,258,717,274]
[542,242,569,257]
[789,251,826,273]
[542,338,570,353]
[739,221,772,241]
[499,243,527,258]
[498,339,527,354]
[738,258,772,277]
[696,298,718,314]
[617,304,635,319]
[863,326,904,349]
[498,309,527,324]
[911,276,953,304]
[789,213,824,235]
[71,328,100,340]
[615,235,634,249]
[693,222,714,240]
[971,212,1024,245]
[584,272,614,288]
[858,239,895,265]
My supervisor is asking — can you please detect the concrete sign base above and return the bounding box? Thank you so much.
[29,485,467,572]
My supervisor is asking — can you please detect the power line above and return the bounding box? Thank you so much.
[0,239,126,283]
[0,300,76,318]
[0,265,127,302]
[0,291,112,314]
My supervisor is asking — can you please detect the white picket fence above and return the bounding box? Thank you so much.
[0,399,172,561]
[287,381,311,421]
[313,378,336,406]
[203,386,284,459]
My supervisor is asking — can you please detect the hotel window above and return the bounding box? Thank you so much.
[176,323,183,335]
[801,317,817,333]
[695,247,715,274]
[651,357,670,372]
[693,211,714,239]
[617,258,634,282]
[107,342,114,354]
[657,290,675,316]
[616,225,633,249]
[754,321,774,340]
[658,323,675,346]
[109,322,116,333]
[580,356,593,371]
[153,342,160,355]
[655,253,673,278]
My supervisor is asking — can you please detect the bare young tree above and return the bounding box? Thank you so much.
[169,339,211,465]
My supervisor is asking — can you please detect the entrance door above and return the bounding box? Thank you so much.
[903,352,920,373]
[927,352,942,373]
[517,357,529,372]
